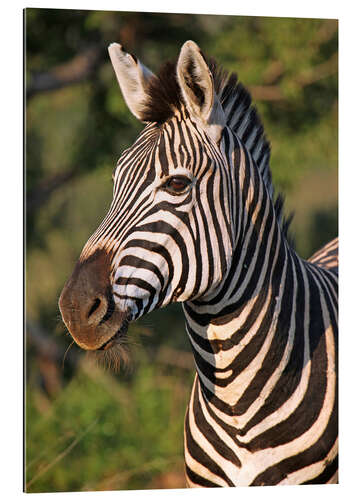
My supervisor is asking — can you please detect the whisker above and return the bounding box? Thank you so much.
[62,340,75,369]
[88,341,132,374]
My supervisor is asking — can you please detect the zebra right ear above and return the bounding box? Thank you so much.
[108,43,155,122]
[176,41,226,142]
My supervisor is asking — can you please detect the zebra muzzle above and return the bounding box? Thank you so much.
[59,248,129,351]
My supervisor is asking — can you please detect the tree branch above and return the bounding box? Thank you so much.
[250,52,337,101]
[250,84,284,101]
[156,346,193,370]
[26,46,104,99]
[26,319,78,367]
[296,52,338,87]
[27,168,77,214]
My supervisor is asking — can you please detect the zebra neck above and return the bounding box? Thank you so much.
[183,234,306,412]
[183,129,311,412]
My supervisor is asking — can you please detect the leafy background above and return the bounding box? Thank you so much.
[25,9,338,493]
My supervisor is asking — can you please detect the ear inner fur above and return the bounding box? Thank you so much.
[176,40,226,141]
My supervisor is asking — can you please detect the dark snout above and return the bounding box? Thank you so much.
[59,249,126,350]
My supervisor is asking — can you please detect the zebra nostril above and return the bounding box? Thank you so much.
[87,297,102,319]
[86,294,112,326]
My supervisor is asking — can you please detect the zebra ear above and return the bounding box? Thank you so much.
[108,43,155,122]
[176,41,226,142]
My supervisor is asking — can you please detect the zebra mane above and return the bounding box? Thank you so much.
[141,58,292,241]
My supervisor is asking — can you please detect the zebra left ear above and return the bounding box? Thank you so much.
[108,43,155,122]
[176,41,226,142]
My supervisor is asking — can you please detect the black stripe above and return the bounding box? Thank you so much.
[191,379,241,466]
[185,465,220,488]
[303,455,338,484]
[246,267,328,451]
[185,416,235,486]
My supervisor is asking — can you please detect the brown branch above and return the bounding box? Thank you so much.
[314,20,338,46]
[250,84,284,101]
[250,52,337,102]
[296,52,338,87]
[156,346,193,371]
[26,319,78,367]
[26,45,104,99]
[262,60,285,85]
[27,168,77,214]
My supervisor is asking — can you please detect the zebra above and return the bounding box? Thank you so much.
[59,40,338,487]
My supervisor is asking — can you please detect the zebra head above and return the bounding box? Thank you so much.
[59,41,238,354]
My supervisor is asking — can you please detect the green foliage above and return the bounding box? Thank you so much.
[26,353,193,492]
[25,9,337,493]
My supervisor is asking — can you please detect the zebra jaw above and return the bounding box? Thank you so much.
[97,319,129,351]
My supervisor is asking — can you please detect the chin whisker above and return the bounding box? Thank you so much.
[87,341,132,374]
[62,340,75,369]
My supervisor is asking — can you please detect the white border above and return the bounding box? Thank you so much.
[15,0,341,18]
[3,1,356,499]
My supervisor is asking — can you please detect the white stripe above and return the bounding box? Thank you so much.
[277,438,338,485]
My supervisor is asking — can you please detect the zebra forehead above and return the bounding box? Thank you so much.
[124,117,215,174]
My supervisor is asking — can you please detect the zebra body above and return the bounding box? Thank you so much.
[59,41,338,487]
[184,238,338,486]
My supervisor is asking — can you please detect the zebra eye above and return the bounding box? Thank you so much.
[163,176,191,194]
